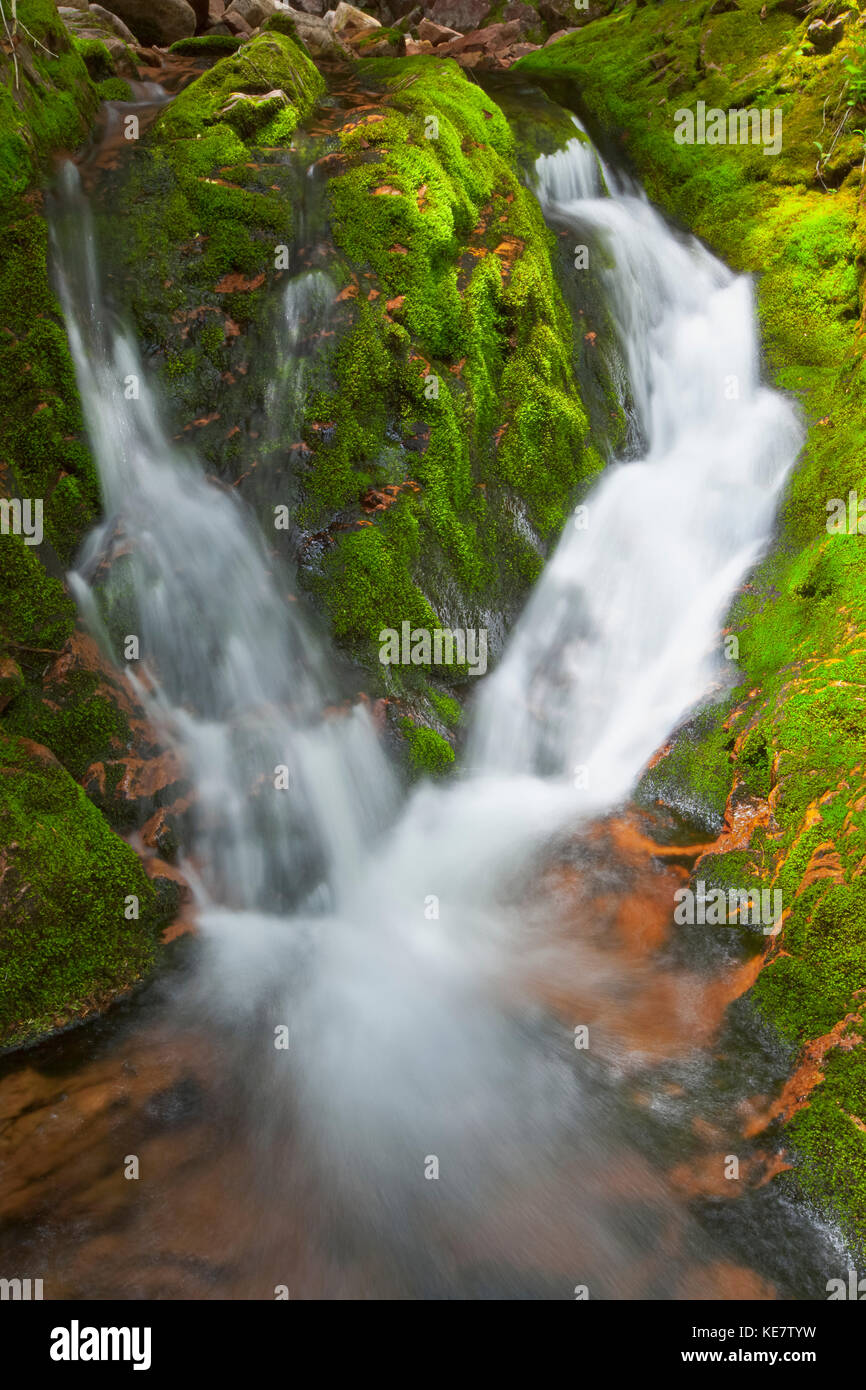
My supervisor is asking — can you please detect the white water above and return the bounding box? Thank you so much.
[52,164,397,926]
[51,123,804,1286]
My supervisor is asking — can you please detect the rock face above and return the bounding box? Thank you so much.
[426,0,489,32]
[98,0,197,45]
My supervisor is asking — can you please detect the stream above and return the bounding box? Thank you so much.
[0,74,849,1300]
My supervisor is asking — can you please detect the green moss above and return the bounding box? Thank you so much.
[156,31,324,141]
[401,717,456,777]
[313,520,438,657]
[637,701,735,831]
[73,37,117,84]
[784,1044,866,1257]
[96,77,134,103]
[0,1,97,202]
[168,35,245,55]
[429,688,462,727]
[0,734,163,1048]
[3,675,128,782]
[303,57,608,690]
[0,533,76,654]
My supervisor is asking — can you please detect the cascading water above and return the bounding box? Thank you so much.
[38,114,837,1298]
[51,162,397,927]
[471,122,803,805]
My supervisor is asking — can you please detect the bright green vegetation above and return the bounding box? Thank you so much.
[401,716,456,776]
[0,0,97,201]
[157,31,325,141]
[0,5,177,1049]
[0,734,164,1049]
[305,56,606,676]
[168,35,245,56]
[519,0,866,1251]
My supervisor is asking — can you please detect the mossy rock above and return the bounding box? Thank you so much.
[0,734,166,1049]
[169,35,245,56]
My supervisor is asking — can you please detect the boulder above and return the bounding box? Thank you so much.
[405,34,434,51]
[221,0,277,23]
[97,0,197,45]
[502,0,537,30]
[60,8,142,74]
[271,7,352,56]
[331,0,380,37]
[426,0,489,32]
[417,16,460,42]
[222,6,254,28]
[208,0,226,18]
[88,3,138,43]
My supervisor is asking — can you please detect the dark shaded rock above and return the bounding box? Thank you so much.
[806,16,846,53]
[427,0,490,33]
[97,0,196,45]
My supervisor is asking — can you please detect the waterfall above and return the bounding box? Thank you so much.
[470,122,803,808]
[51,163,397,925]
[49,118,806,1291]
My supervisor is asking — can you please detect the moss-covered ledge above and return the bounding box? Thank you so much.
[518,0,866,1253]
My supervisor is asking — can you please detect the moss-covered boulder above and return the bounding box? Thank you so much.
[156,29,325,140]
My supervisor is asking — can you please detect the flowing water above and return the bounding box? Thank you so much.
[0,96,847,1298]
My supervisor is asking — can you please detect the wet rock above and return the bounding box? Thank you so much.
[143,1076,205,1129]
[207,0,226,21]
[98,0,197,46]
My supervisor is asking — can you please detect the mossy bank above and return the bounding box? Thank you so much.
[0,1,175,1049]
